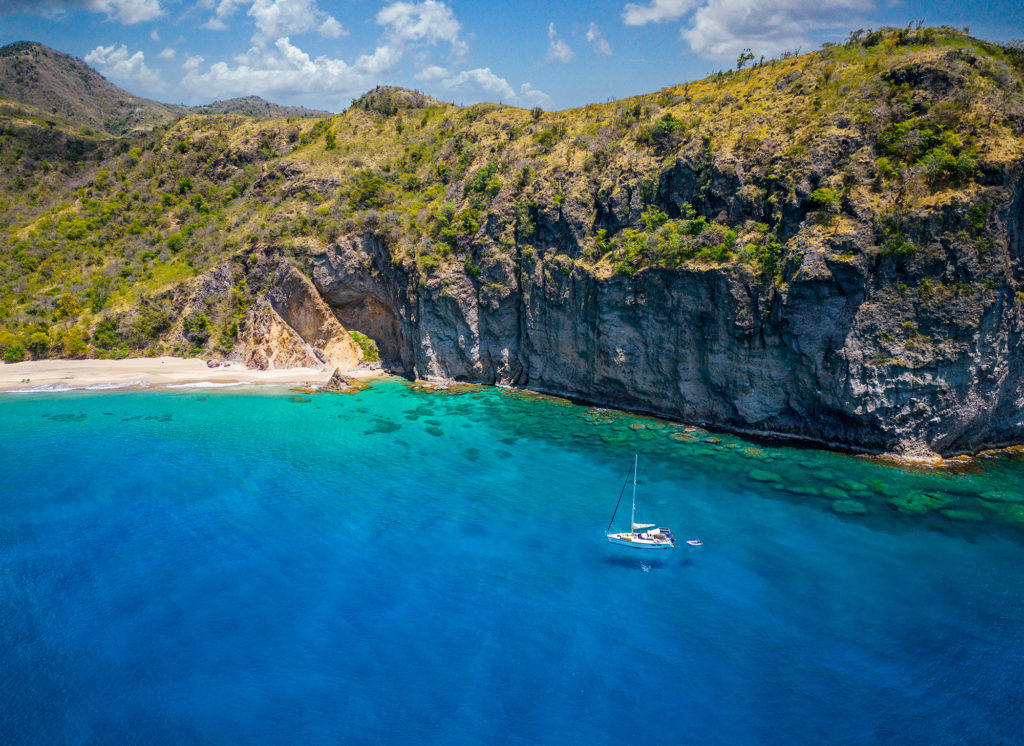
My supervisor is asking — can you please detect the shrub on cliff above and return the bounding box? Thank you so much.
[349,331,380,362]
[347,170,391,209]
[637,113,685,154]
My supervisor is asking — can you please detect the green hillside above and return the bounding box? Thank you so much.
[0,26,1023,362]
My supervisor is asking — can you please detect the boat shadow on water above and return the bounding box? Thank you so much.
[600,556,693,570]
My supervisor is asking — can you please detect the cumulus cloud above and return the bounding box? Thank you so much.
[441,68,552,106]
[369,1,467,77]
[1,0,165,23]
[180,37,397,100]
[415,64,449,80]
[377,1,460,44]
[622,0,696,26]
[518,82,552,106]
[199,0,239,30]
[376,1,464,52]
[443,67,515,100]
[183,0,468,105]
[159,47,175,59]
[89,0,163,23]
[183,54,205,71]
[85,43,162,89]
[586,22,612,55]
[319,15,345,38]
[247,0,345,44]
[621,0,873,60]
[681,0,874,59]
[545,22,574,63]
[197,0,345,42]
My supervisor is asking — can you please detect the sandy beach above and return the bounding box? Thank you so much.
[0,357,380,393]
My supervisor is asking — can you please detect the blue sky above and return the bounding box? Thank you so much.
[1,0,1021,111]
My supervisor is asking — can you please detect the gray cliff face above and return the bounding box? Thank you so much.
[307,182,1024,456]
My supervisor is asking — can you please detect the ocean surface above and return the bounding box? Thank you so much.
[2,379,1023,745]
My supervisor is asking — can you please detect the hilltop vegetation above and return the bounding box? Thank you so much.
[192,96,331,120]
[0,27,1023,365]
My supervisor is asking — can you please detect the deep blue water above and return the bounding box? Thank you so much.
[2,380,1023,745]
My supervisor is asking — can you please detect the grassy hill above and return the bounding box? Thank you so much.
[0,26,1022,363]
[0,41,185,136]
[191,96,332,119]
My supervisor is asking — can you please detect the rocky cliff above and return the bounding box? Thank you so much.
[2,28,1024,456]
[306,201,1024,457]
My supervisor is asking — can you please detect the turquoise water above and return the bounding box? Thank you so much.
[2,380,1023,744]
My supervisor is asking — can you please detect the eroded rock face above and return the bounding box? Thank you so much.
[311,234,411,373]
[243,259,362,371]
[307,220,1024,457]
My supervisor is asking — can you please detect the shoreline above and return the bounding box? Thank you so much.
[0,357,383,393]
[5,358,1022,467]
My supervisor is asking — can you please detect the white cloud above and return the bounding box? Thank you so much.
[85,43,162,89]
[197,0,345,41]
[353,45,403,76]
[200,0,241,29]
[183,54,205,71]
[415,64,449,80]
[88,0,164,24]
[545,22,574,63]
[518,82,552,106]
[376,1,463,51]
[620,0,874,60]
[622,0,696,26]
[149,28,159,41]
[159,47,175,59]
[319,15,345,38]
[586,22,612,55]
[0,0,161,23]
[247,0,346,44]
[440,69,552,106]
[181,37,397,100]
[680,0,874,59]
[443,67,515,101]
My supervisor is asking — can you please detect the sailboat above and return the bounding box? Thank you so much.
[605,454,675,550]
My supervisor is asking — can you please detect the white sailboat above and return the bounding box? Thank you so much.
[605,454,675,550]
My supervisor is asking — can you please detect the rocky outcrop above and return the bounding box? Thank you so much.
[243,259,362,371]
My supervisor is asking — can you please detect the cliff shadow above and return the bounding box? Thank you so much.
[328,294,406,372]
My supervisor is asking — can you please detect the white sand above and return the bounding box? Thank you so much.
[0,357,380,393]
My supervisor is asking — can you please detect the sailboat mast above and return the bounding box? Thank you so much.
[630,453,638,532]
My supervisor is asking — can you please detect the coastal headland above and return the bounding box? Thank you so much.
[2,29,1024,456]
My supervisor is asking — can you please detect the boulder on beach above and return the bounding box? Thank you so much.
[324,368,369,394]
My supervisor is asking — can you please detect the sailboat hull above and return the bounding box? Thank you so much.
[606,533,674,550]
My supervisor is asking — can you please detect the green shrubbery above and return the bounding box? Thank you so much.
[465,163,501,199]
[349,330,380,361]
[608,206,742,274]
[2,343,25,362]
[637,114,685,154]
[347,170,391,209]
[876,119,978,186]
